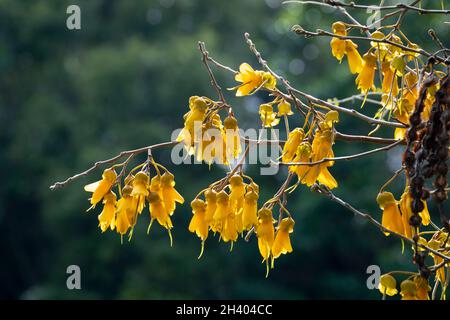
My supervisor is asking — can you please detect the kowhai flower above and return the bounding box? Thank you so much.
[84,168,117,208]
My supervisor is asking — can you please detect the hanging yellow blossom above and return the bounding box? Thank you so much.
[188,199,209,242]
[381,61,399,96]
[376,191,405,236]
[223,115,242,161]
[131,171,149,214]
[148,191,173,230]
[345,40,363,74]
[272,217,294,259]
[330,22,347,62]
[229,175,245,231]
[277,99,294,116]
[115,185,134,236]
[356,52,377,94]
[304,127,338,189]
[242,188,259,230]
[378,274,398,296]
[259,103,280,128]
[282,128,304,163]
[256,208,275,262]
[177,96,209,152]
[233,63,276,96]
[400,280,418,300]
[98,191,117,232]
[222,210,238,243]
[329,22,363,74]
[204,189,218,230]
[428,239,446,286]
[290,142,312,184]
[213,191,230,232]
[84,168,117,208]
[414,276,430,300]
[160,172,184,215]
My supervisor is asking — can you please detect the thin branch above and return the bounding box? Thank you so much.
[275,77,407,129]
[315,185,450,262]
[283,1,450,14]
[291,25,447,64]
[49,141,179,190]
[198,41,228,106]
[278,139,403,166]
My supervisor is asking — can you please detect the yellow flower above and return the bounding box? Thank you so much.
[177,96,209,152]
[148,191,173,230]
[403,71,419,105]
[400,280,418,300]
[329,22,363,74]
[222,210,238,243]
[324,110,339,129]
[188,199,208,242]
[98,191,117,232]
[233,63,276,96]
[428,239,446,285]
[381,61,399,96]
[160,172,184,215]
[130,171,149,214]
[259,103,280,128]
[399,191,415,239]
[355,52,377,93]
[290,142,312,184]
[242,189,259,230]
[277,99,293,116]
[345,40,363,74]
[272,217,294,259]
[224,115,242,161]
[229,175,245,232]
[378,274,398,296]
[282,128,304,163]
[414,276,430,300]
[330,22,347,62]
[84,168,117,208]
[115,185,134,236]
[204,189,217,228]
[256,208,275,262]
[213,191,230,232]
[304,127,337,189]
[376,191,404,236]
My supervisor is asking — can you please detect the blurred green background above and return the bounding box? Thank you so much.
[0,0,447,299]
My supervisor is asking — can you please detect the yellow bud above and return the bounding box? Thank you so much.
[376,191,396,209]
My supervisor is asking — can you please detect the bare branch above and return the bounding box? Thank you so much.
[283,1,450,15]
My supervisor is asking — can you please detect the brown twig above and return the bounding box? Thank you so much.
[49,141,179,190]
[278,139,403,166]
[315,185,450,262]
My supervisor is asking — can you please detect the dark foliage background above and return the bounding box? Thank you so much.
[0,0,446,299]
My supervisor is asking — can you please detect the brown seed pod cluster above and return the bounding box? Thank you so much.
[404,72,449,231]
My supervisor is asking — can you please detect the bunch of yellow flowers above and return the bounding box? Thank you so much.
[188,174,260,256]
[84,162,184,244]
[177,96,241,165]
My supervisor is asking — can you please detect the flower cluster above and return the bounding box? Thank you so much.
[177,96,241,165]
[188,174,260,255]
[376,187,430,239]
[259,98,293,128]
[84,162,184,244]
[287,110,339,189]
[378,273,432,300]
[188,173,296,275]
